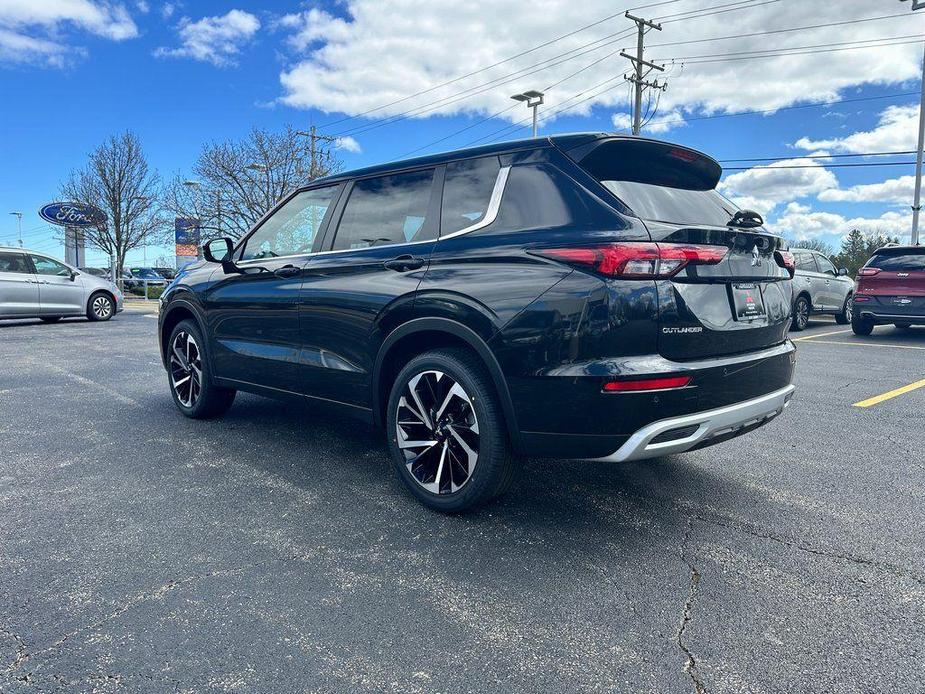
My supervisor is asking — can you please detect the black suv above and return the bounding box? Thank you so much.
[158,134,796,512]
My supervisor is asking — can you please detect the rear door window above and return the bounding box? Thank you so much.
[332,169,436,251]
[0,252,30,274]
[441,156,501,235]
[867,249,925,271]
[795,251,818,272]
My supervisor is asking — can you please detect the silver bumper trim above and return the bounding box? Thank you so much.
[595,384,796,462]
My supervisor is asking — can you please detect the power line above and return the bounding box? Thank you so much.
[718,150,917,163]
[324,0,784,139]
[724,161,918,171]
[314,0,687,131]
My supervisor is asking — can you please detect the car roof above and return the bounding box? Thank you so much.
[313,132,714,184]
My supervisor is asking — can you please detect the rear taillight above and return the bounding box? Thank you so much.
[775,250,795,277]
[602,375,692,392]
[533,242,727,279]
[858,267,881,276]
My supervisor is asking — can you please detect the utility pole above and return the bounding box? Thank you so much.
[902,0,925,244]
[8,212,22,247]
[621,12,665,136]
[296,126,338,180]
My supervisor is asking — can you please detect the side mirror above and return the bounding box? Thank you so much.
[69,270,78,281]
[727,209,764,229]
[838,268,848,276]
[203,237,233,263]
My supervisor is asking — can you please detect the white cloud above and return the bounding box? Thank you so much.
[335,136,361,153]
[770,202,911,242]
[719,159,838,216]
[136,1,149,14]
[793,104,920,153]
[818,175,916,204]
[645,110,685,134]
[161,3,176,20]
[610,112,631,131]
[0,0,138,65]
[155,9,260,66]
[274,0,925,129]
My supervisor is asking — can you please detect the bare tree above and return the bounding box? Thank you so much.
[790,239,834,256]
[61,132,165,277]
[163,126,340,242]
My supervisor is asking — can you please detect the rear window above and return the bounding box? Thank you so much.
[602,180,735,227]
[867,249,925,271]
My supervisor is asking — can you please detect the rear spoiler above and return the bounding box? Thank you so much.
[557,136,722,191]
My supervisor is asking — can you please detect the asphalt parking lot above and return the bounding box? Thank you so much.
[1,308,923,693]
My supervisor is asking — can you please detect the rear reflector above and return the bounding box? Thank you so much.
[533,243,727,279]
[858,267,881,276]
[602,375,692,392]
[853,295,870,302]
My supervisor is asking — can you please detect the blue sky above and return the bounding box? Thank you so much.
[1,0,923,267]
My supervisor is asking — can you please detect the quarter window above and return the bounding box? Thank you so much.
[441,157,501,235]
[332,169,436,251]
[0,252,29,274]
[241,185,339,261]
[30,255,71,276]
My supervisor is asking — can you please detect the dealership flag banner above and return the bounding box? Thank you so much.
[175,217,200,268]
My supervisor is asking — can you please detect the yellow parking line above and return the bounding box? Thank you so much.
[792,329,852,342]
[853,379,925,408]
[799,339,925,351]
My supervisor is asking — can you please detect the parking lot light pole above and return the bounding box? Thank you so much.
[902,0,925,244]
[510,91,545,137]
[8,212,22,247]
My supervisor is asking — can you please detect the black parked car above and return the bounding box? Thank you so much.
[158,134,796,512]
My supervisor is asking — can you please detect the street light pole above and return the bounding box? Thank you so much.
[8,212,22,247]
[510,91,545,137]
[902,0,925,244]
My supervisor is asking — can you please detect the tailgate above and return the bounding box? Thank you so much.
[651,222,792,360]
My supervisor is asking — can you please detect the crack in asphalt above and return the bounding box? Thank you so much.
[695,512,925,588]
[3,559,276,679]
[0,626,29,675]
[676,517,707,694]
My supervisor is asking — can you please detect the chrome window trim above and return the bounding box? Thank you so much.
[233,164,511,266]
[439,165,510,240]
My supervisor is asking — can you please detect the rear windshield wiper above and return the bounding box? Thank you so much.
[727,209,764,229]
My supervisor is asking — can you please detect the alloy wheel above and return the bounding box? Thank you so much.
[845,299,853,323]
[395,370,479,495]
[170,331,202,408]
[92,295,113,320]
[795,299,809,329]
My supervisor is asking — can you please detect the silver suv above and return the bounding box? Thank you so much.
[790,248,854,330]
[0,247,124,322]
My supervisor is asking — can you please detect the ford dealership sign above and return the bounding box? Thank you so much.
[39,201,107,228]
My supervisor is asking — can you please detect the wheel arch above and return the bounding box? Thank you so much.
[160,298,208,371]
[87,288,116,313]
[372,317,522,452]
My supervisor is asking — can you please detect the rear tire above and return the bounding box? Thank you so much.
[40,316,62,323]
[791,295,810,331]
[852,313,874,336]
[386,347,517,513]
[835,294,852,324]
[167,319,236,419]
[87,292,114,322]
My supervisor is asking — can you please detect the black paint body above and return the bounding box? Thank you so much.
[159,134,795,459]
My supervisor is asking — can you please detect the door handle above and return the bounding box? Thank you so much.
[273,265,301,278]
[384,255,425,272]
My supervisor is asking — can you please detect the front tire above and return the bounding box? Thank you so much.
[791,295,810,331]
[386,348,517,513]
[87,292,114,322]
[852,313,874,336]
[835,294,852,324]
[167,319,236,419]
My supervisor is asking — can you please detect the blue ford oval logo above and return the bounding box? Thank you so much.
[39,202,107,228]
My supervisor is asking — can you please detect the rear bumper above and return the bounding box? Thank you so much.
[857,310,925,323]
[595,384,795,462]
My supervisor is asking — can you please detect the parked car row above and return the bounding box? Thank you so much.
[77,266,176,288]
